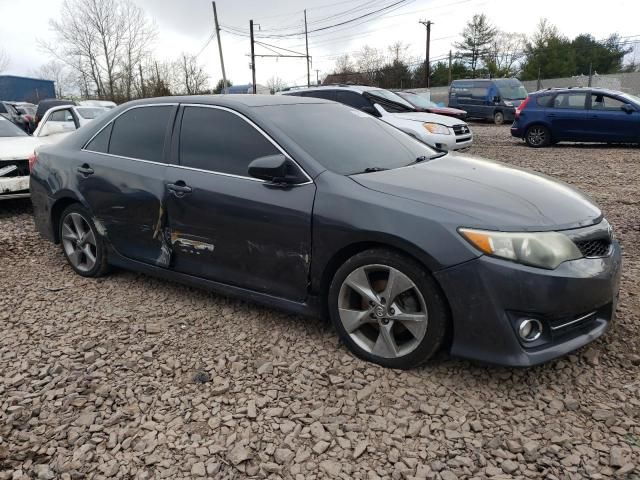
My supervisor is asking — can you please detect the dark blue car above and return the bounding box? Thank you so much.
[511,87,640,147]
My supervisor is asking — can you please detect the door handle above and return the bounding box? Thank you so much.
[166,182,192,197]
[77,164,94,176]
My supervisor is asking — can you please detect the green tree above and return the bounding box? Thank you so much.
[213,78,232,94]
[520,19,575,80]
[378,59,412,89]
[571,34,630,75]
[454,14,497,75]
[413,60,470,87]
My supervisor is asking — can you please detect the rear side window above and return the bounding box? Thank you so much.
[536,95,554,107]
[85,123,113,153]
[179,106,280,176]
[109,106,173,161]
[335,91,371,110]
[553,92,587,109]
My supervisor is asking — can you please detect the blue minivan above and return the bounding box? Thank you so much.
[449,78,528,125]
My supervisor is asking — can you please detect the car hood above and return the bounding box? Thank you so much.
[429,106,466,116]
[389,111,464,126]
[0,136,43,161]
[350,154,602,231]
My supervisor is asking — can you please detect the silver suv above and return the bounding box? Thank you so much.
[282,85,473,151]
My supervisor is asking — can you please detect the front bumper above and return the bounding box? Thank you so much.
[423,132,473,151]
[434,241,622,366]
[0,175,30,199]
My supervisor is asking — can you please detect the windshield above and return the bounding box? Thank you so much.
[261,103,437,175]
[398,93,438,109]
[77,107,106,119]
[367,89,415,109]
[497,83,528,100]
[621,92,640,106]
[0,119,28,137]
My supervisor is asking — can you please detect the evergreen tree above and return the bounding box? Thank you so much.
[454,14,497,75]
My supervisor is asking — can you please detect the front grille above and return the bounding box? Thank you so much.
[575,239,611,257]
[0,160,29,177]
[452,124,470,136]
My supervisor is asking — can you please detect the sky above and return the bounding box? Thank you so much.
[0,0,639,88]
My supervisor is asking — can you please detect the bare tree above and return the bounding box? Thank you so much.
[35,61,71,98]
[266,76,286,94]
[334,54,354,75]
[42,0,155,101]
[0,48,9,73]
[355,46,384,84]
[486,32,526,77]
[387,41,410,63]
[174,53,209,95]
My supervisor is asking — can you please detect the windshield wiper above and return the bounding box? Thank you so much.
[354,167,389,174]
[410,151,448,165]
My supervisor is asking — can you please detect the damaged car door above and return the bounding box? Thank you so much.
[80,104,177,266]
[163,105,315,301]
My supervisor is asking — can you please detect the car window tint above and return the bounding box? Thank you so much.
[109,106,172,161]
[553,92,587,109]
[591,94,625,111]
[179,106,280,176]
[335,91,371,109]
[536,95,554,107]
[0,103,7,113]
[85,123,113,153]
[303,90,336,101]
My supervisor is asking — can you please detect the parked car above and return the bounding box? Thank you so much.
[511,87,640,147]
[9,102,37,133]
[283,85,473,151]
[35,99,76,126]
[78,100,117,109]
[0,101,29,132]
[32,104,106,139]
[30,95,621,369]
[0,117,42,199]
[449,78,528,125]
[394,91,467,120]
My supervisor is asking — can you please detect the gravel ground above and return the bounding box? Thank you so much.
[1,125,639,480]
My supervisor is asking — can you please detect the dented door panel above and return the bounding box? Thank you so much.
[163,166,315,302]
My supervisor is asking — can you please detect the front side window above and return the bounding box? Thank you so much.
[591,94,625,111]
[553,92,587,109]
[109,106,173,161]
[49,109,74,122]
[179,106,280,177]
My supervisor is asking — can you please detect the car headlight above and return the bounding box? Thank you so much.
[423,123,450,135]
[459,228,583,269]
[504,101,513,107]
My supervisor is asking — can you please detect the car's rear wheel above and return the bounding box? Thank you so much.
[328,249,448,369]
[493,111,505,125]
[59,204,109,277]
[525,125,551,147]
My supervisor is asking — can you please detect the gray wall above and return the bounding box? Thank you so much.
[405,72,640,106]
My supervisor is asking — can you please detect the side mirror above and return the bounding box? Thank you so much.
[360,106,381,117]
[248,154,288,182]
[621,103,635,114]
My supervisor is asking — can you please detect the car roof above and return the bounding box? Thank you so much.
[532,87,627,96]
[282,85,384,94]
[121,94,334,109]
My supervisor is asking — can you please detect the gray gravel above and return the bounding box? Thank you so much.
[1,125,639,479]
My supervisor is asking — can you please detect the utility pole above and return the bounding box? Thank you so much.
[250,20,256,94]
[212,2,228,94]
[304,10,311,88]
[448,50,452,85]
[139,64,145,97]
[588,62,593,87]
[315,69,320,85]
[419,20,432,88]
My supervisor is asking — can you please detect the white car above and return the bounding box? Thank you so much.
[1,105,106,199]
[78,99,117,109]
[0,117,42,199]
[282,85,473,151]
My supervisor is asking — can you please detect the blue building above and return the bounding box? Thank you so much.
[0,75,56,102]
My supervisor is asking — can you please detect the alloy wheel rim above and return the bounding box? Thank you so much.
[61,213,97,272]
[528,127,545,145]
[337,264,428,359]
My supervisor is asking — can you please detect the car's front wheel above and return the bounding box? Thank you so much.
[328,249,448,369]
[525,125,551,147]
[59,204,109,277]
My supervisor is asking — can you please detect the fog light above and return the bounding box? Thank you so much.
[518,318,542,342]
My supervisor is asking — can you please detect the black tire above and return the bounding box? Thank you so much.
[525,125,551,148]
[328,248,449,369]
[493,111,505,125]
[58,203,109,278]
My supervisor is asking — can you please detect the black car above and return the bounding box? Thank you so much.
[30,95,622,368]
